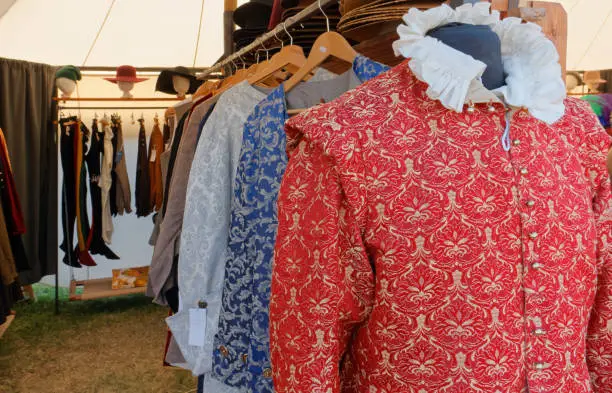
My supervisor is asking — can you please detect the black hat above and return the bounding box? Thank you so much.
[233,28,267,44]
[234,0,274,29]
[155,66,203,95]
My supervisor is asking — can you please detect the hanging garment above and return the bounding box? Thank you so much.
[0,128,28,271]
[100,120,115,244]
[0,200,19,333]
[162,121,171,148]
[58,118,82,267]
[210,56,389,393]
[167,81,268,377]
[148,121,164,212]
[109,118,119,216]
[113,117,132,216]
[270,5,612,393]
[74,122,96,267]
[148,112,189,247]
[0,200,18,286]
[85,120,119,260]
[148,95,219,306]
[149,105,217,310]
[0,129,25,236]
[136,119,152,217]
[0,279,22,326]
[162,112,189,217]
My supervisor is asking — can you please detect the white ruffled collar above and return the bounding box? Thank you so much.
[392,2,566,124]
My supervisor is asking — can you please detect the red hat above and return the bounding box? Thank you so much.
[104,65,148,84]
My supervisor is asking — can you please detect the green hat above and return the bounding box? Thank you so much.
[55,65,82,82]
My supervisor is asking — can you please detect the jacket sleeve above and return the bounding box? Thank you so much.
[270,137,374,393]
[582,108,612,392]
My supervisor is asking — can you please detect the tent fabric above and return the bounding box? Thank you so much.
[0,0,249,68]
[0,1,610,71]
[541,0,612,71]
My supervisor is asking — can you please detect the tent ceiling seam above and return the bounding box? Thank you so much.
[82,0,117,67]
[574,6,612,70]
[193,0,206,68]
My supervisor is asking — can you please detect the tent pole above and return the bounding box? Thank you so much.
[224,0,237,75]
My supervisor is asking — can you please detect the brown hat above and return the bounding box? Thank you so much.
[104,65,148,84]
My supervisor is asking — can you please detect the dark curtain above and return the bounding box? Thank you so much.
[0,57,58,284]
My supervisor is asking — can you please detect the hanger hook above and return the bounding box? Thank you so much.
[237,53,246,69]
[273,30,284,48]
[318,0,330,32]
[283,22,293,46]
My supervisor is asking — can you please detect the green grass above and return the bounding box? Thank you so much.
[0,284,197,393]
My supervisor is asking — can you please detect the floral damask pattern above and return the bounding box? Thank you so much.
[211,56,389,393]
[270,61,612,393]
[168,82,266,377]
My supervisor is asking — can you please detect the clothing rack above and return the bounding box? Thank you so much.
[54,106,159,313]
[197,0,338,80]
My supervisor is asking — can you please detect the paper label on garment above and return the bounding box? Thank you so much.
[149,148,157,162]
[188,308,207,347]
[319,46,328,54]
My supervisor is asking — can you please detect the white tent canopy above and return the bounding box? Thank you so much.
[0,0,248,68]
[0,0,611,71]
[547,0,612,71]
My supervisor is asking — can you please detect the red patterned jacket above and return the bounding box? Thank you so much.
[270,62,612,392]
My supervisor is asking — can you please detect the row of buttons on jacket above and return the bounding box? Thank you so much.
[218,345,273,378]
[513,136,550,373]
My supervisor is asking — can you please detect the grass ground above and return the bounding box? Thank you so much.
[0,285,196,393]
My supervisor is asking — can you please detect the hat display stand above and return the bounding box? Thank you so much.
[55,65,83,98]
[104,65,149,98]
[155,66,203,98]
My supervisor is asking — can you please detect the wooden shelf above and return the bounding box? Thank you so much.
[69,278,145,301]
[0,313,15,340]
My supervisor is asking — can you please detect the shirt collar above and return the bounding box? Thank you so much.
[392,3,566,124]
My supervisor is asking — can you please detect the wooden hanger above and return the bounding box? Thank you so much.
[250,47,284,88]
[214,60,250,95]
[246,62,260,79]
[249,44,307,85]
[193,80,220,100]
[248,25,308,85]
[284,32,356,92]
[284,1,356,92]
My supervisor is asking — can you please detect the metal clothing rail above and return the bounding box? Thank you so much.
[197,0,338,79]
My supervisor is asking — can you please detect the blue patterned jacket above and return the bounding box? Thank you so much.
[211,56,390,393]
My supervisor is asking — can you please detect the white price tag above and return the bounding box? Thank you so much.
[188,308,207,347]
[149,148,157,162]
[319,46,327,53]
